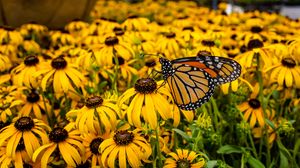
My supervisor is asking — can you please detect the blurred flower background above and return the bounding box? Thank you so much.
[0,0,300,167]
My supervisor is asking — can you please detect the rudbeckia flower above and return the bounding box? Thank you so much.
[93,36,135,65]
[0,116,50,159]
[0,53,12,72]
[17,40,41,58]
[82,132,110,167]
[192,39,227,57]
[235,39,273,69]
[266,56,300,88]
[113,56,138,85]
[0,26,23,45]
[118,78,172,129]
[163,149,206,168]
[11,55,45,88]
[66,95,119,135]
[99,129,152,168]
[64,20,89,35]
[238,84,274,128]
[49,30,76,48]
[252,120,277,145]
[138,57,161,78]
[19,89,51,122]
[157,32,184,59]
[20,23,48,38]
[0,96,23,122]
[0,140,32,167]
[171,105,194,127]
[122,15,150,31]
[34,56,85,97]
[32,123,85,168]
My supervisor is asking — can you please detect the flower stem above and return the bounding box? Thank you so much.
[255,53,271,166]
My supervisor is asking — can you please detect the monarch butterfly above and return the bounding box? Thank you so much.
[159,52,241,110]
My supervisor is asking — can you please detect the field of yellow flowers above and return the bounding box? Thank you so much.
[0,0,300,167]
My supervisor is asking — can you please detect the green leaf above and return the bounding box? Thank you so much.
[265,119,276,130]
[217,145,243,154]
[247,156,265,168]
[293,138,300,159]
[206,160,218,168]
[279,151,289,168]
[172,128,192,142]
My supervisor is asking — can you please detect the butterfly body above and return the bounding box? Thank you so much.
[159,56,241,110]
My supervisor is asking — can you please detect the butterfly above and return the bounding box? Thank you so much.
[159,53,241,110]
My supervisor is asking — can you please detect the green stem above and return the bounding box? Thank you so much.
[255,53,271,166]
[155,127,162,167]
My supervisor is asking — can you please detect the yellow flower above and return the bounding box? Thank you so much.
[157,32,184,59]
[11,55,45,88]
[192,39,227,57]
[34,56,85,97]
[0,53,12,72]
[32,123,85,168]
[0,140,32,167]
[100,129,152,168]
[122,16,150,31]
[0,116,50,159]
[82,132,110,167]
[115,57,138,84]
[266,56,300,88]
[235,39,273,69]
[163,149,206,168]
[138,57,161,78]
[238,84,274,128]
[17,40,41,58]
[66,95,119,135]
[93,36,135,65]
[171,105,194,127]
[49,30,76,48]
[64,20,89,35]
[20,23,48,37]
[0,96,23,122]
[118,78,172,129]
[19,89,51,123]
[0,27,23,45]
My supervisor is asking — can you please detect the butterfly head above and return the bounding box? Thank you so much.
[159,57,174,79]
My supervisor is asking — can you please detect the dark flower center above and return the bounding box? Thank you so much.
[85,96,103,108]
[250,26,263,33]
[105,36,119,46]
[165,32,176,38]
[51,56,67,69]
[197,50,212,57]
[23,163,33,168]
[0,121,10,130]
[240,45,247,53]
[177,159,191,168]
[134,78,157,94]
[182,26,194,31]
[16,138,25,151]
[231,34,237,40]
[49,127,69,143]
[201,40,215,47]
[90,137,104,155]
[145,60,156,67]
[112,56,125,65]
[248,99,261,109]
[24,55,39,66]
[247,39,263,50]
[76,162,91,168]
[127,15,138,19]
[281,58,296,68]
[113,27,125,36]
[26,91,40,103]
[14,116,35,131]
[113,130,134,145]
